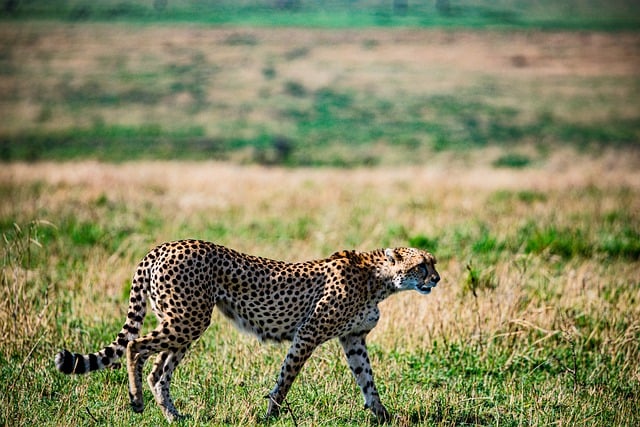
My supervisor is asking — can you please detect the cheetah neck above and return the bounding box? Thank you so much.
[361,249,398,303]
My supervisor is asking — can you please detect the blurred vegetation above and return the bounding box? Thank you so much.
[0,2,638,166]
[2,85,638,165]
[1,0,639,29]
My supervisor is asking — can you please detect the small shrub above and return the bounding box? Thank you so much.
[262,65,276,80]
[284,80,307,97]
[492,153,531,168]
[408,234,438,252]
[517,190,547,204]
[223,33,258,46]
[284,46,310,61]
[248,135,295,165]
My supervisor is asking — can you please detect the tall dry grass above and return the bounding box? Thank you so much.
[2,149,638,340]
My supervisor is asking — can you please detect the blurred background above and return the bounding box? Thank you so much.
[1,0,638,165]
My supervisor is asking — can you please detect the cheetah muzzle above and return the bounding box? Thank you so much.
[54,240,439,422]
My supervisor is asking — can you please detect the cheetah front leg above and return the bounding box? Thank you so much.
[266,335,318,418]
[339,333,391,422]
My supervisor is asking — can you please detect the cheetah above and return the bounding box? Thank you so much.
[54,240,439,422]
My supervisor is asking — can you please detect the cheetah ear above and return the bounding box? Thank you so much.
[385,248,401,264]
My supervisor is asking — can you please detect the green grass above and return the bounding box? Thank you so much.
[492,153,532,169]
[2,0,639,30]
[0,125,214,162]
[1,162,639,426]
[1,87,638,165]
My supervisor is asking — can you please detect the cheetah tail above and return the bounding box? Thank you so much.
[54,263,149,375]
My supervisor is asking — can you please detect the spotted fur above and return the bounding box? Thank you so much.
[54,240,439,422]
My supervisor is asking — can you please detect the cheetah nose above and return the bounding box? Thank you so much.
[430,274,440,284]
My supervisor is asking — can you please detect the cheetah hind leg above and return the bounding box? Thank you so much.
[147,346,191,422]
[126,339,153,414]
[126,321,192,422]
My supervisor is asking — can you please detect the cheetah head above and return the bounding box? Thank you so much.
[385,247,440,295]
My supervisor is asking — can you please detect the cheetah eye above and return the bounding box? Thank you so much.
[414,263,428,278]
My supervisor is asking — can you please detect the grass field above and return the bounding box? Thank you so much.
[1,3,640,425]
[1,22,639,165]
[1,154,639,426]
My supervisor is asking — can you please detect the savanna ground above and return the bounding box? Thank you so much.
[2,1,640,426]
[2,156,640,426]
